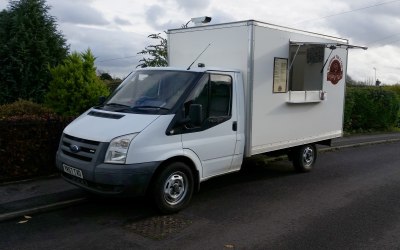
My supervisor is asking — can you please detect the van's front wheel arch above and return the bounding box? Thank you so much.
[292,144,317,173]
[152,162,194,214]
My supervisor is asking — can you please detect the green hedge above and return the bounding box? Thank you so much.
[383,85,400,127]
[344,86,399,132]
[0,100,73,182]
[0,99,57,120]
[0,119,72,182]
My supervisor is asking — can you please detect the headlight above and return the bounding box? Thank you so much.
[105,133,138,164]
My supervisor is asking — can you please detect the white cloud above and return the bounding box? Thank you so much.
[114,17,131,26]
[145,4,165,29]
[0,0,6,9]
[175,0,211,12]
[349,45,400,84]
[48,0,109,25]
[59,22,146,77]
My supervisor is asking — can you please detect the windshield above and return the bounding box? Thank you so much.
[100,70,200,114]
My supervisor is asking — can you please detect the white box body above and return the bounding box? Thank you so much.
[168,20,348,156]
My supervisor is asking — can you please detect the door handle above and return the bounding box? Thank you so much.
[232,121,237,131]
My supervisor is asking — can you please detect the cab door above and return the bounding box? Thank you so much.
[182,72,238,178]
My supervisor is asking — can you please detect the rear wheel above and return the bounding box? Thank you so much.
[153,162,194,214]
[292,144,317,173]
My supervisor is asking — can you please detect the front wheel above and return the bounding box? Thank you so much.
[153,162,194,214]
[292,144,317,173]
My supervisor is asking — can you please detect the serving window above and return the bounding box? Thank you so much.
[288,43,325,91]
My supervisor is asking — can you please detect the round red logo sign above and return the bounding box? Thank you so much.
[327,55,343,85]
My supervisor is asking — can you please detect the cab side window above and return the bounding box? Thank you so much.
[185,73,232,127]
[209,74,232,117]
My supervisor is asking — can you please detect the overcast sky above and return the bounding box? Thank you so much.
[1,0,399,84]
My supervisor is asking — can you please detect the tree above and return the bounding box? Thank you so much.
[45,49,110,116]
[99,72,113,81]
[0,0,69,104]
[137,33,167,68]
[97,70,122,92]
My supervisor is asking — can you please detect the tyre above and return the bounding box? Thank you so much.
[153,162,194,214]
[292,144,317,173]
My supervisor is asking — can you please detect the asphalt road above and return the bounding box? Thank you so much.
[1,142,400,250]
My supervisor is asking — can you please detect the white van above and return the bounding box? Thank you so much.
[56,20,366,213]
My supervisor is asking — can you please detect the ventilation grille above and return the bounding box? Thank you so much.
[88,111,125,119]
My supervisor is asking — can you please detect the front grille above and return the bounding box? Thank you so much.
[64,134,100,146]
[62,150,92,162]
[62,141,96,154]
[61,134,101,162]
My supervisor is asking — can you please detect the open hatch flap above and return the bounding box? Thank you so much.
[290,41,368,50]
[289,41,368,73]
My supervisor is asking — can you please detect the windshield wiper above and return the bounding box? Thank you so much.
[105,103,130,108]
[103,103,169,112]
[101,103,134,112]
[131,106,170,111]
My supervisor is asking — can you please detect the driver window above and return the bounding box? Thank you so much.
[209,74,232,117]
[185,73,232,125]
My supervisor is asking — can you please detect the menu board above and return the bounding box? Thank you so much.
[273,58,288,93]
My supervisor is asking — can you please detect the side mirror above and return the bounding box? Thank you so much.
[189,104,203,127]
[98,96,106,105]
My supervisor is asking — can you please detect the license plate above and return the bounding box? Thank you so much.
[63,164,83,179]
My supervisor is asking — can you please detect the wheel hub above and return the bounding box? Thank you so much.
[164,173,187,205]
[303,147,314,166]
[172,182,181,193]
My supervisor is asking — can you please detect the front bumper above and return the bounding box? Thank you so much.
[56,150,160,196]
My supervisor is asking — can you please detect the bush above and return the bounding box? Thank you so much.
[0,119,71,182]
[383,84,400,97]
[383,85,400,127]
[0,100,72,182]
[345,86,399,132]
[45,49,110,116]
[0,99,57,121]
[343,90,355,131]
